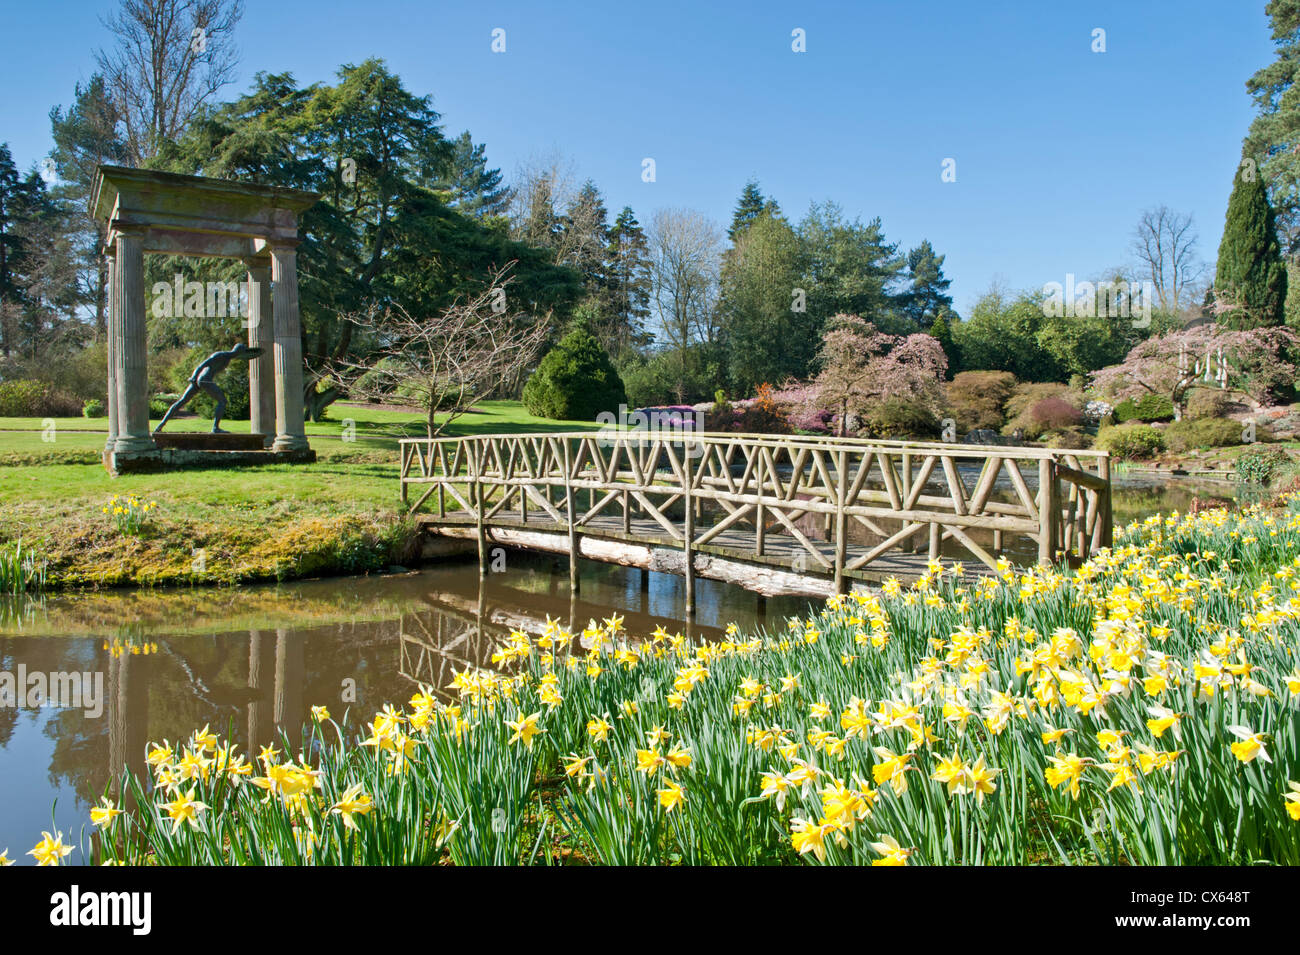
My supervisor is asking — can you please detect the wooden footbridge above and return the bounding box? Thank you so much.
[399,432,1112,609]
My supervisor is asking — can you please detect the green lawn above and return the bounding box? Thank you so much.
[0,400,600,589]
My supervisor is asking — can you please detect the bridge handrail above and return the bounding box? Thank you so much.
[397,429,1110,460]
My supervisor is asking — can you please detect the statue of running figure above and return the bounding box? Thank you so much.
[154,342,262,434]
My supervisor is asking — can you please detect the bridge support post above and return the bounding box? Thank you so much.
[475,446,487,579]
[564,440,579,595]
[901,453,911,551]
[929,520,940,561]
[1038,456,1058,565]
[834,448,848,594]
[683,447,695,616]
[1098,455,1112,549]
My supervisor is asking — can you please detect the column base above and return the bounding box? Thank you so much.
[271,434,311,453]
[113,435,157,454]
[105,446,316,476]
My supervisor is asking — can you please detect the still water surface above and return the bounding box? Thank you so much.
[0,475,1240,862]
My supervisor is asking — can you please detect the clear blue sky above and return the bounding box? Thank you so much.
[0,0,1276,313]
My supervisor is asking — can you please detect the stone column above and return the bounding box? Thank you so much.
[104,245,119,453]
[270,244,309,452]
[113,230,154,454]
[246,261,275,446]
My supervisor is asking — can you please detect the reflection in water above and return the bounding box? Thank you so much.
[0,554,812,863]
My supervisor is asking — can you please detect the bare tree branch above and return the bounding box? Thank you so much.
[325,264,552,438]
[1131,205,1207,317]
[95,0,244,165]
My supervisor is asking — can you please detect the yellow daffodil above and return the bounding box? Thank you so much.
[657,780,687,813]
[161,789,209,832]
[90,799,123,829]
[868,833,913,866]
[28,830,74,866]
[330,783,374,830]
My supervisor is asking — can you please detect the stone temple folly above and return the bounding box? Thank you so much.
[92,165,320,474]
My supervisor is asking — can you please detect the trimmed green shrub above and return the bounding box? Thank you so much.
[0,380,81,417]
[1236,446,1290,485]
[1164,417,1244,453]
[861,398,939,439]
[82,398,105,418]
[523,328,628,421]
[1185,389,1232,421]
[1114,393,1175,423]
[1097,423,1166,460]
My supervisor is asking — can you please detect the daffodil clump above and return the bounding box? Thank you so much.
[45,504,1300,865]
[102,495,157,536]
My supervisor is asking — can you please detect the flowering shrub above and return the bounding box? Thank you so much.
[1092,325,1298,416]
[1084,399,1113,422]
[706,383,792,434]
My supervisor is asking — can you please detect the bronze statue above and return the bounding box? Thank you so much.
[154,343,262,434]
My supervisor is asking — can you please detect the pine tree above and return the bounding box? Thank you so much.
[604,205,652,353]
[563,179,610,289]
[797,201,906,335]
[1214,161,1287,329]
[1245,0,1300,254]
[0,144,44,358]
[438,131,510,219]
[729,180,776,240]
[902,239,954,328]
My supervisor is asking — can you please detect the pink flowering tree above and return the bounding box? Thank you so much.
[806,314,948,436]
[1090,324,1297,420]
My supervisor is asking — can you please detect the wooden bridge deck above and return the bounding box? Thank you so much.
[401,431,1112,605]
[417,510,1002,589]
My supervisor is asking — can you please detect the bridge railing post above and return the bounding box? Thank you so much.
[683,442,695,616]
[1038,456,1058,566]
[400,442,409,504]
[1099,454,1112,549]
[563,437,578,595]
[473,439,487,578]
[834,448,848,594]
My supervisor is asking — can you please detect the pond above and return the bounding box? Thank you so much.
[0,472,1246,863]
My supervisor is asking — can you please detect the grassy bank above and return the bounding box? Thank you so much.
[38,502,1300,866]
[0,401,597,590]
